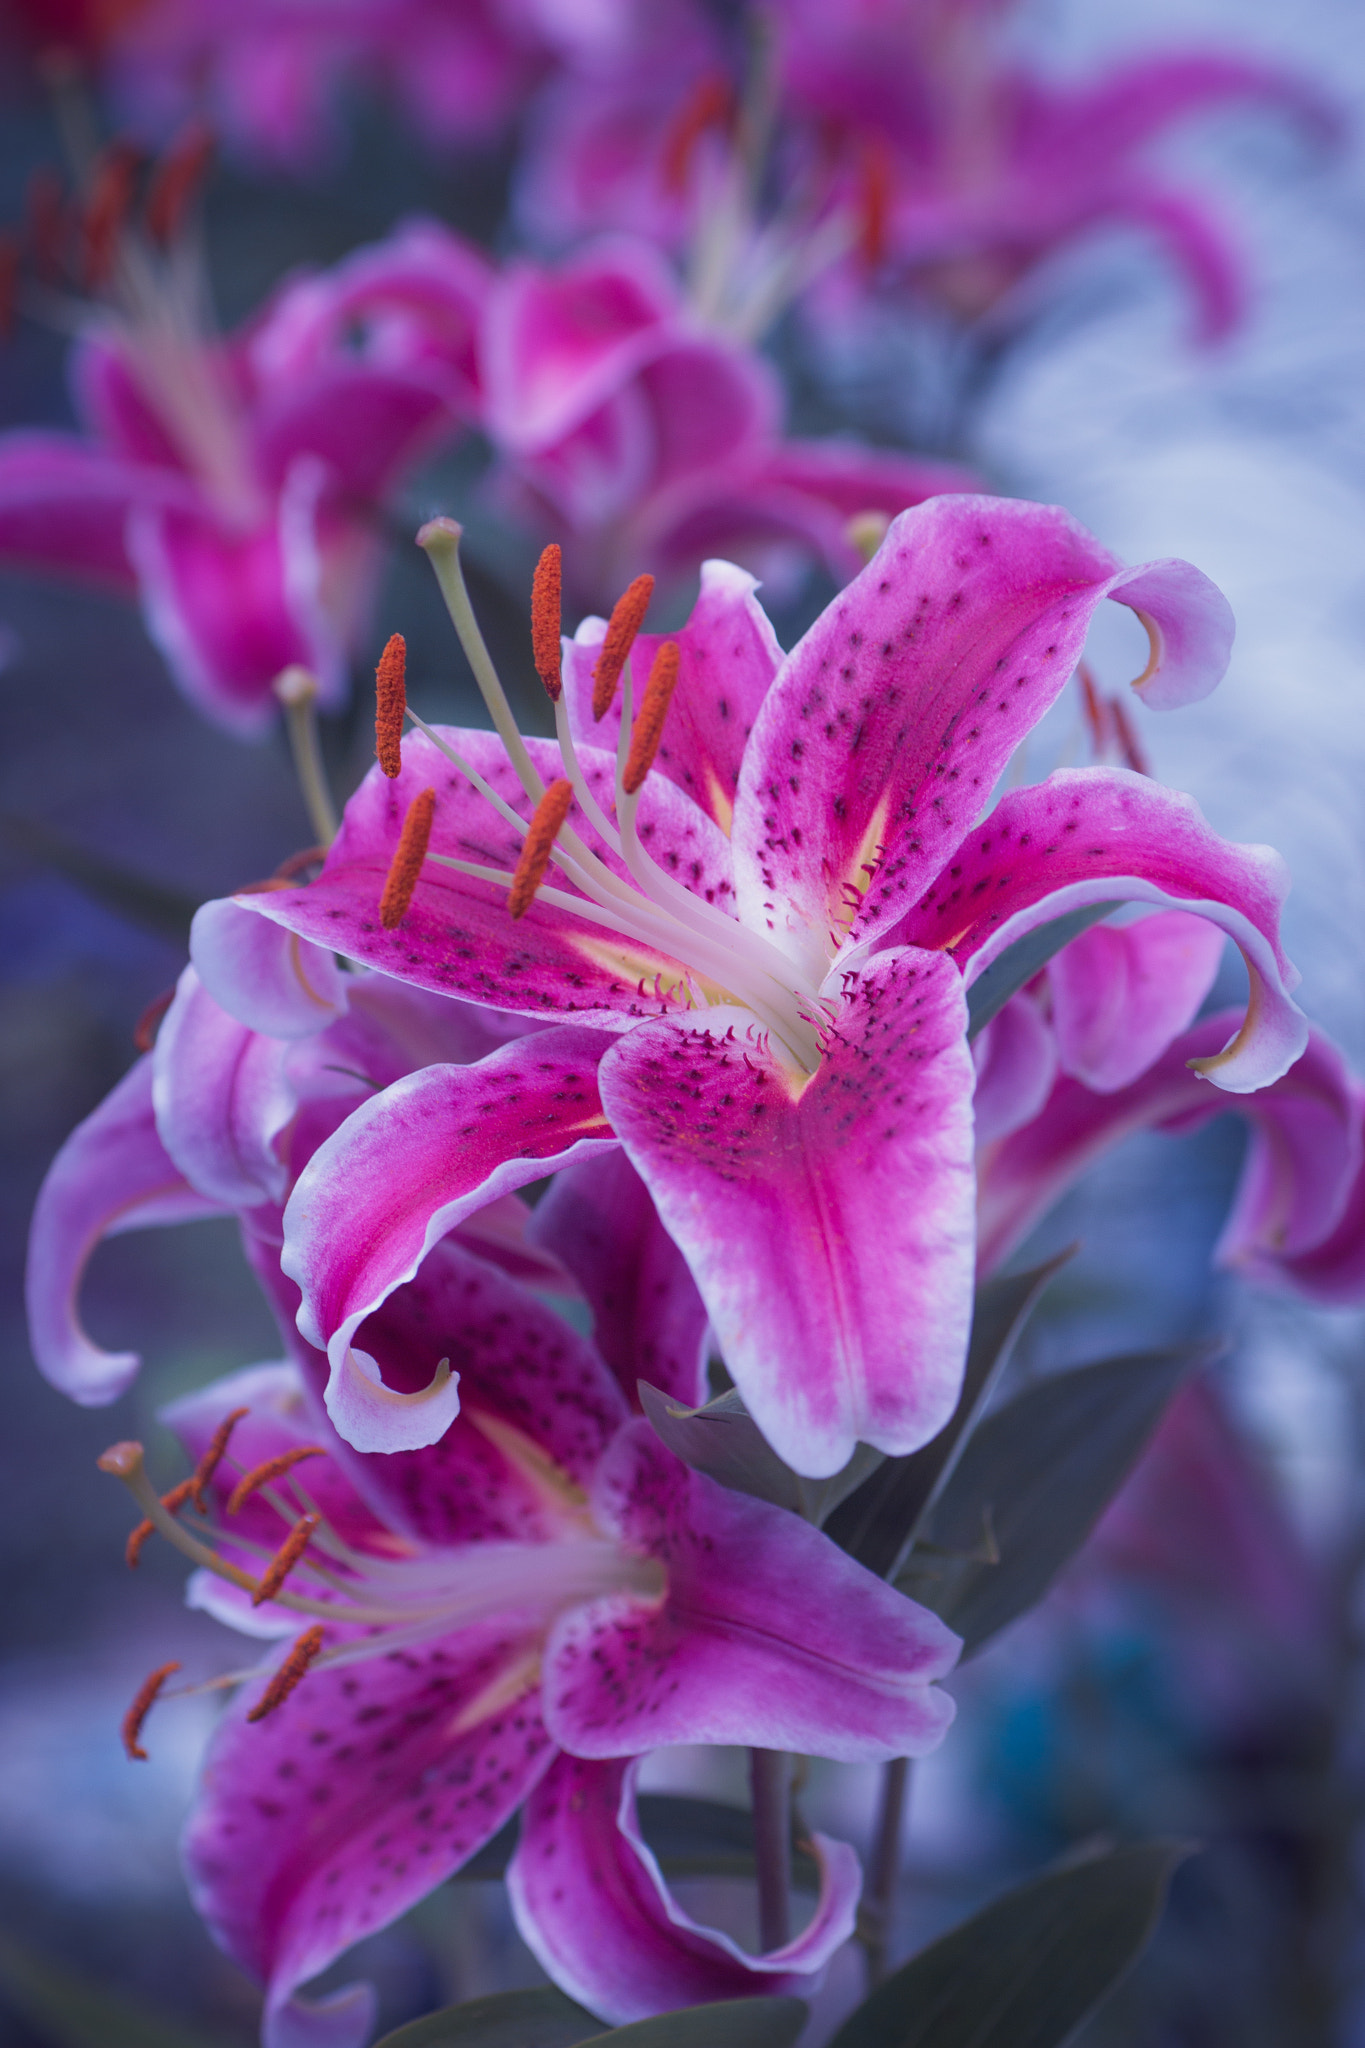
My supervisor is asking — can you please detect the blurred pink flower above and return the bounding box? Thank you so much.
[0,218,487,732]
[479,237,979,607]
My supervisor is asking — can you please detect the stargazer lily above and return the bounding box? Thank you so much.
[101,1228,959,2046]
[227,493,1303,1476]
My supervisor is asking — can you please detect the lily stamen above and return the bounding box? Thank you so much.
[188,1405,248,1512]
[375,632,407,777]
[122,1661,180,1760]
[509,779,575,919]
[246,1628,326,1723]
[252,1514,321,1607]
[380,787,436,929]
[592,573,655,719]
[226,1444,327,1517]
[530,543,563,701]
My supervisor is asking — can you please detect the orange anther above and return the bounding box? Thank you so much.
[125,1475,196,1567]
[1076,661,1108,755]
[123,1661,180,1760]
[1110,696,1151,778]
[374,632,406,777]
[592,574,654,721]
[81,139,143,290]
[379,787,436,930]
[190,1405,250,1512]
[530,544,563,702]
[252,1514,321,1607]
[246,1625,326,1722]
[132,986,175,1053]
[508,779,574,920]
[661,73,735,194]
[857,134,894,269]
[226,1444,325,1518]
[145,121,214,248]
[623,641,681,795]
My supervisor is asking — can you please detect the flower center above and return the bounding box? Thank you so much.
[100,1421,665,1753]
[384,522,832,1074]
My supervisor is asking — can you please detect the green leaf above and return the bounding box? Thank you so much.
[374,1987,600,2048]
[580,1998,808,2048]
[451,1797,820,1889]
[965,903,1121,1040]
[900,1341,1219,1653]
[0,1936,245,2048]
[828,1842,1190,2048]
[638,1381,882,1522]
[824,1253,1074,1581]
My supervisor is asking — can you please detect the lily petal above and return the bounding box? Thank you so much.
[598,949,975,1477]
[1048,910,1225,1092]
[901,768,1304,1092]
[182,1625,552,2048]
[546,1420,959,1758]
[280,1028,617,1451]
[508,1753,862,2026]
[731,495,1233,971]
[529,1151,710,1409]
[25,1056,223,1403]
[972,993,1057,1147]
[153,969,296,1208]
[191,899,349,1039]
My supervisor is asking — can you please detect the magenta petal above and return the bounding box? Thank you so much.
[563,557,783,831]
[153,969,295,1208]
[530,1151,709,1409]
[508,1753,861,2025]
[731,495,1234,963]
[240,728,735,1026]
[903,768,1304,1093]
[280,1028,617,1451]
[309,1236,631,1548]
[1215,1034,1364,1279]
[25,1056,223,1403]
[182,1627,553,2048]
[546,1420,958,1758]
[1048,911,1224,1093]
[600,949,975,1476]
[0,430,183,587]
[190,898,349,1038]
[265,1984,376,2048]
[972,994,1057,1147]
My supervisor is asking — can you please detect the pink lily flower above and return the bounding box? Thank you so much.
[236,495,1306,1476]
[0,215,487,733]
[479,237,978,608]
[114,1251,959,2043]
[778,7,1343,341]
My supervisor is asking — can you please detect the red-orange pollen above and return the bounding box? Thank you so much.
[145,121,215,249]
[531,543,564,701]
[508,778,575,919]
[623,641,681,795]
[246,1626,326,1723]
[81,140,144,291]
[122,1661,180,1760]
[126,1475,197,1569]
[857,134,894,269]
[592,574,655,720]
[226,1443,326,1517]
[375,631,407,777]
[252,1514,321,1608]
[380,786,436,929]
[661,72,736,194]
[189,1404,250,1511]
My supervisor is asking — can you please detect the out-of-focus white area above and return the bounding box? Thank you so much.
[990,0,1365,1065]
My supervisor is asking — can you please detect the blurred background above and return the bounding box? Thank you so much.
[1,0,1364,2041]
